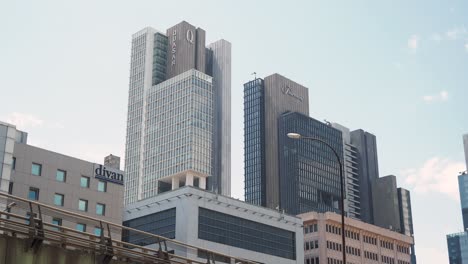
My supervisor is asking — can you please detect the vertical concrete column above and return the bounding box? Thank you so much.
[172,177,180,190]
[186,174,194,186]
[199,177,206,190]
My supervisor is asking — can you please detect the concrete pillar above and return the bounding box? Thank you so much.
[199,177,206,190]
[172,177,179,190]
[186,174,194,186]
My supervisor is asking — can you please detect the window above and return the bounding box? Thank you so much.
[80,176,90,188]
[12,157,16,170]
[122,208,176,245]
[8,182,13,195]
[76,223,86,232]
[56,170,66,182]
[52,218,62,231]
[54,193,64,206]
[31,163,42,176]
[94,227,102,236]
[96,203,105,216]
[97,181,107,192]
[198,207,296,260]
[28,187,39,200]
[78,199,88,212]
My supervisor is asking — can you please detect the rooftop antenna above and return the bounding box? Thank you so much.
[251,72,257,80]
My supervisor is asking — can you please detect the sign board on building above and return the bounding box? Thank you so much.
[94,164,124,185]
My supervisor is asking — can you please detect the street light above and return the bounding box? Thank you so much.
[287,132,346,264]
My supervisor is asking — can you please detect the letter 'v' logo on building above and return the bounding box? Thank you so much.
[281,85,304,102]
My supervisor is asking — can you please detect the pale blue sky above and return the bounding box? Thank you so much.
[1,1,467,263]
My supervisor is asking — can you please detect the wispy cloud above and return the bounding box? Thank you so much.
[1,112,44,129]
[408,35,419,51]
[446,26,467,40]
[422,90,449,103]
[401,157,465,200]
[465,43,468,52]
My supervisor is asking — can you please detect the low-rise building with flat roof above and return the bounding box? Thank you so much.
[0,121,124,239]
[299,211,414,264]
[123,186,304,264]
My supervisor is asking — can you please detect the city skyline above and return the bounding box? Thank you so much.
[1,1,467,263]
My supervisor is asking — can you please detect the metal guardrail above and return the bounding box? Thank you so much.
[0,192,260,264]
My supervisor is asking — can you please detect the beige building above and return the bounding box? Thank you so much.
[0,121,124,238]
[299,212,413,264]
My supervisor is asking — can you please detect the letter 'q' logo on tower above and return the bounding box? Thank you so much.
[186,30,194,44]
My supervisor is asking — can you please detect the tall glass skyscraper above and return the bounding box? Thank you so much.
[124,22,231,205]
[331,123,362,220]
[446,135,468,264]
[464,134,468,170]
[278,112,343,215]
[243,78,266,206]
[243,74,309,209]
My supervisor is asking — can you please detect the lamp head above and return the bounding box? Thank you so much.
[287,133,302,139]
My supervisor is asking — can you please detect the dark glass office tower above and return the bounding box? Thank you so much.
[243,74,309,209]
[244,78,266,206]
[398,188,416,264]
[447,232,466,264]
[278,112,343,215]
[350,129,379,224]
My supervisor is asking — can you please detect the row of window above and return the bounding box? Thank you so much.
[28,187,105,215]
[345,245,361,257]
[327,258,343,264]
[382,255,395,264]
[398,260,410,264]
[305,257,319,264]
[304,223,318,234]
[304,240,319,251]
[29,162,107,192]
[326,224,342,235]
[345,229,360,241]
[52,218,103,236]
[326,241,342,252]
[381,240,394,250]
[364,250,378,261]
[397,244,410,254]
[363,235,377,245]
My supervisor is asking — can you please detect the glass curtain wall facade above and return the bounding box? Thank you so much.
[350,129,379,224]
[398,188,416,264]
[447,232,468,264]
[122,208,176,246]
[141,70,213,198]
[331,123,361,220]
[243,78,266,206]
[124,22,231,205]
[125,28,156,204]
[459,174,468,231]
[278,112,343,215]
[198,207,296,260]
[152,33,168,86]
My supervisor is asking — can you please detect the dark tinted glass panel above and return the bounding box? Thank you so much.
[198,207,296,260]
[122,208,176,246]
[243,79,266,206]
[278,112,343,215]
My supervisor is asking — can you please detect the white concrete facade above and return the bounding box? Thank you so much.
[123,186,304,264]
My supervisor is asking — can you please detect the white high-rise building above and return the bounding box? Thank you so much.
[124,22,231,205]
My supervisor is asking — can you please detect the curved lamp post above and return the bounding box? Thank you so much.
[287,132,346,264]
